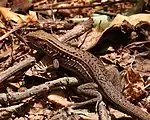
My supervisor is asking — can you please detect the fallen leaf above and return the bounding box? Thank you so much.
[135,56,150,77]
[0,7,37,24]
[29,102,45,120]
[123,67,146,102]
[109,14,150,27]
[47,91,73,107]
[79,28,101,50]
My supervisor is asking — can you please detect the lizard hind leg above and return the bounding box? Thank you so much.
[71,82,110,119]
[72,82,101,108]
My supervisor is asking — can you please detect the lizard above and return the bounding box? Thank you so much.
[26,30,150,120]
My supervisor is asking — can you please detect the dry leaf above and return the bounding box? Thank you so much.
[123,67,146,101]
[0,7,37,24]
[29,102,45,120]
[80,28,101,50]
[110,108,130,119]
[135,56,150,77]
[109,14,128,27]
[47,91,73,107]
[110,14,150,27]
[8,82,21,88]
[70,109,98,120]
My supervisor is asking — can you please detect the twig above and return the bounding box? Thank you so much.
[0,24,26,42]
[14,32,28,45]
[95,11,117,17]
[125,41,150,48]
[34,1,123,11]
[0,57,36,84]
[0,103,25,120]
[0,77,79,104]
[59,19,93,43]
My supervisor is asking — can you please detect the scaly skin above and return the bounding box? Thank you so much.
[26,30,150,120]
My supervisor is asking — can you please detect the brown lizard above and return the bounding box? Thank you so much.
[26,30,150,120]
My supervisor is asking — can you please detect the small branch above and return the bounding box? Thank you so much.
[0,24,26,42]
[0,77,79,104]
[95,11,117,17]
[34,1,123,11]
[0,103,25,120]
[0,57,36,84]
[59,19,93,43]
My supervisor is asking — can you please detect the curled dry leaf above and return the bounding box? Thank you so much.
[80,28,101,50]
[8,82,23,89]
[29,102,45,120]
[0,7,38,24]
[109,14,150,27]
[123,67,146,102]
[89,22,133,54]
[110,108,131,119]
[47,91,73,108]
[70,109,98,120]
[135,56,150,77]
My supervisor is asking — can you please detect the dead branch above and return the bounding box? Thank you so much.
[0,77,79,105]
